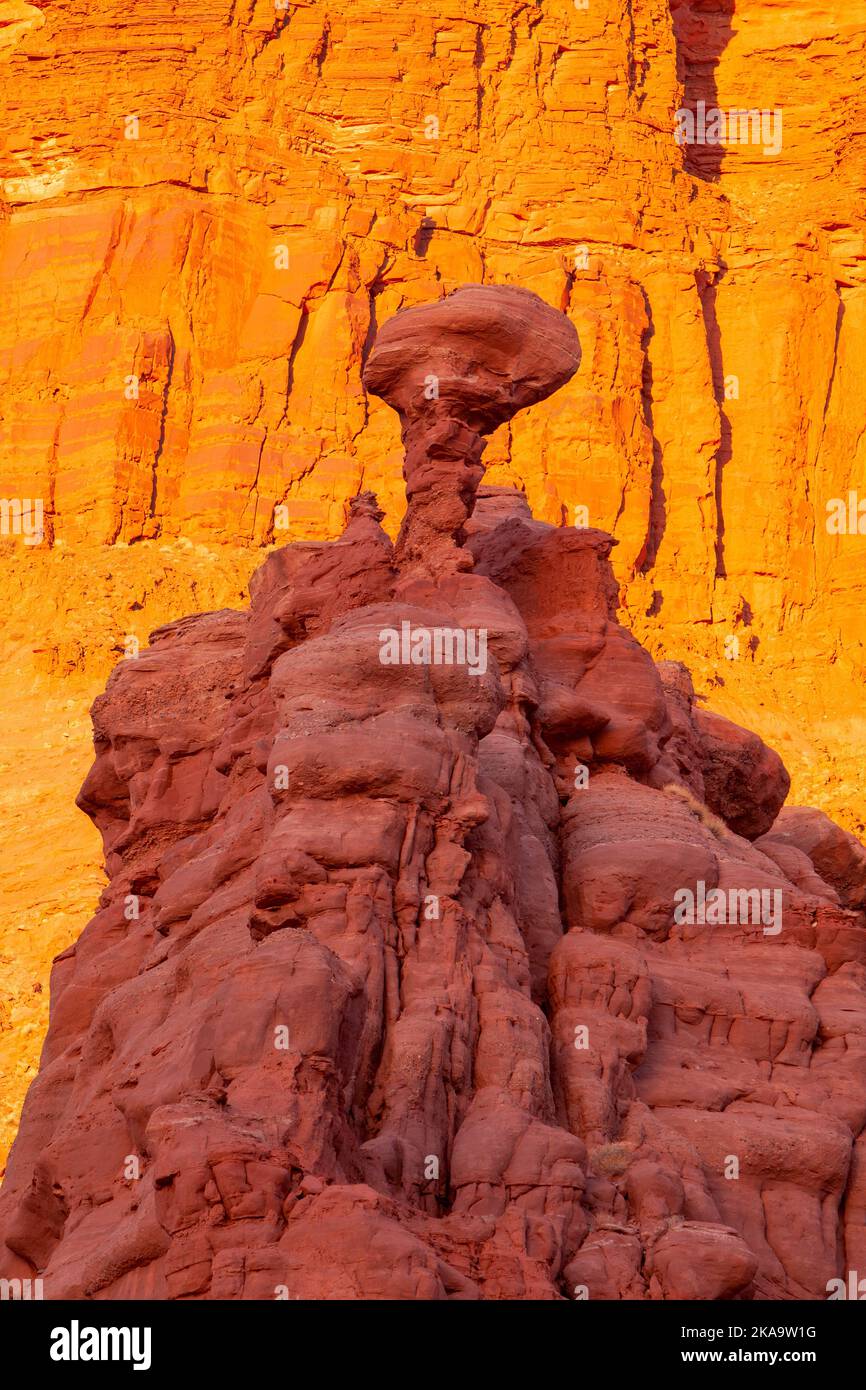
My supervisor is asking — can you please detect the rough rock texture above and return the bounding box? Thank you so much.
[363,284,581,576]
[2,289,865,1301]
[757,810,866,914]
[2,0,866,1169]
[0,544,261,1166]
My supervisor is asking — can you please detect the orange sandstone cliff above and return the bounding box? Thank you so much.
[0,0,865,1167]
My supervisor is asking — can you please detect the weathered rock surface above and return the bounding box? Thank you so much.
[758,809,866,914]
[363,284,581,577]
[2,0,866,1171]
[2,288,865,1301]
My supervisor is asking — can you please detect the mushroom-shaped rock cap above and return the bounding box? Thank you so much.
[363,284,581,436]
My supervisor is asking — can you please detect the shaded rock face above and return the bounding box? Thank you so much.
[2,289,866,1303]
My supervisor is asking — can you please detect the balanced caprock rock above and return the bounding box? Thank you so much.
[362,284,581,580]
[2,287,865,1301]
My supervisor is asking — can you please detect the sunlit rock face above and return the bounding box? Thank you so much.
[1,290,865,1302]
[1,0,864,654]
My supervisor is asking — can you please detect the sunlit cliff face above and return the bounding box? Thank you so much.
[1,0,865,1169]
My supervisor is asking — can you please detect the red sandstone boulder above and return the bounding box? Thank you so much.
[759,807,866,912]
[362,284,581,438]
[695,707,791,840]
[468,491,673,781]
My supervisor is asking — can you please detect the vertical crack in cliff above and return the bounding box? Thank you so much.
[148,326,176,531]
[637,285,666,574]
[667,0,736,183]
[313,16,331,76]
[696,267,730,580]
[473,23,487,133]
[808,287,846,607]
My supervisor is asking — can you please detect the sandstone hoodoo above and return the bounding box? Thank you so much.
[1,290,865,1301]
[362,284,581,578]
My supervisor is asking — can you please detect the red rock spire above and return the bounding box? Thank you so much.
[363,285,581,578]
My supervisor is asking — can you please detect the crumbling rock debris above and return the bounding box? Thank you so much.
[1,288,865,1302]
